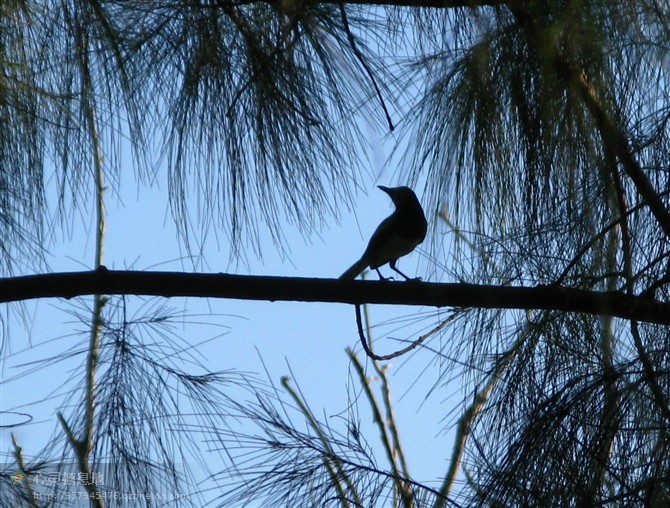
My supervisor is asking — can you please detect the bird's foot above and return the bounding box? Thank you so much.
[375,268,394,281]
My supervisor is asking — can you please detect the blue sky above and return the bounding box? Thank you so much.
[0,121,462,504]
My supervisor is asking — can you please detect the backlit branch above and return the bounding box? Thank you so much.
[2,267,670,325]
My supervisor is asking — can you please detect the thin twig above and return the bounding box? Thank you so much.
[355,304,459,361]
[339,3,394,131]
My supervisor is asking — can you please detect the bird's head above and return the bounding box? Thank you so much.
[378,186,419,208]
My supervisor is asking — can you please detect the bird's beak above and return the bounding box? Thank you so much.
[378,185,392,195]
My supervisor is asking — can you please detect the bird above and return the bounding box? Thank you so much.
[340,186,427,280]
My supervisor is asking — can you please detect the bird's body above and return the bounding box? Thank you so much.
[340,186,427,280]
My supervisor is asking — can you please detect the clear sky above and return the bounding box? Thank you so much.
[0,119,460,504]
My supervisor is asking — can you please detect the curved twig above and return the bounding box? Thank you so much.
[354,303,457,361]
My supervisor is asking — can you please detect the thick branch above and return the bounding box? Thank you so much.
[573,68,670,240]
[508,3,670,239]
[2,267,670,325]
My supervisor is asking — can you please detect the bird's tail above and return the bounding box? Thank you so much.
[339,258,369,280]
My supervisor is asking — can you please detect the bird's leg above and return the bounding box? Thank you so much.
[390,260,421,281]
[375,268,394,281]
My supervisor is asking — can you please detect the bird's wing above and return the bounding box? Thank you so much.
[339,215,394,279]
[363,215,416,268]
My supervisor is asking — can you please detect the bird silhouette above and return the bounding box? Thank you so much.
[340,186,427,280]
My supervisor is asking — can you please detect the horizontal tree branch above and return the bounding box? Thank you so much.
[2,267,670,325]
